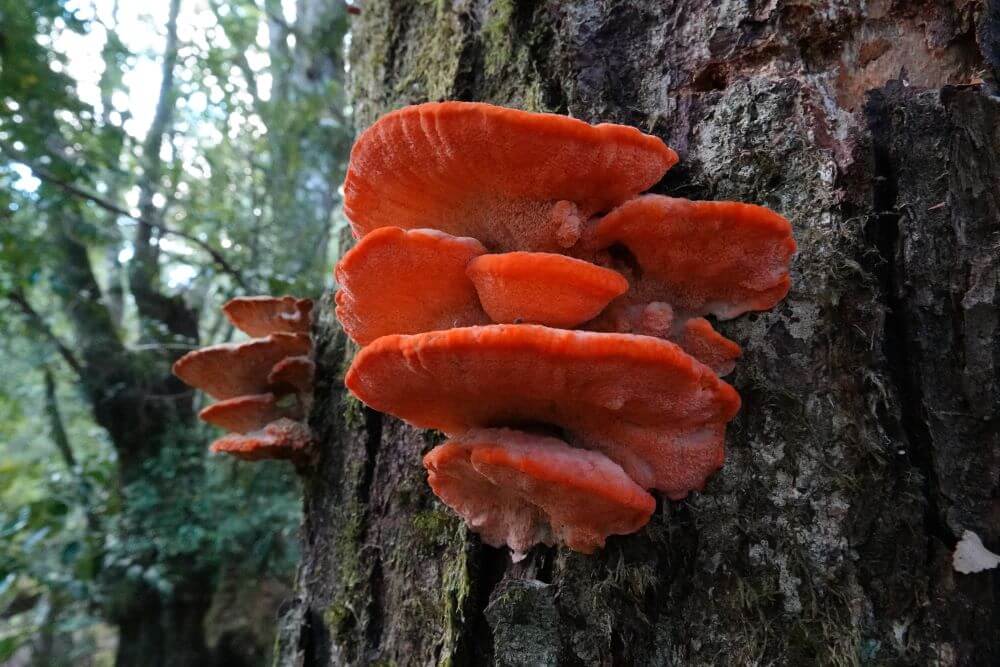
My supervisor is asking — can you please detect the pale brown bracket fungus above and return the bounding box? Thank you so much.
[172,297,316,465]
[466,252,628,328]
[343,102,678,252]
[339,102,795,557]
[335,227,489,345]
[424,429,655,560]
[347,325,740,499]
[223,296,313,337]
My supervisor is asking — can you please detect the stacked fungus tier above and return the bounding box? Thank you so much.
[172,296,317,465]
[339,102,796,559]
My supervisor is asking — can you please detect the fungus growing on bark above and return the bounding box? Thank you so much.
[199,393,302,433]
[268,355,315,398]
[173,297,316,465]
[223,296,313,336]
[591,302,741,376]
[210,418,313,465]
[424,429,655,558]
[584,195,796,319]
[347,325,740,498]
[172,333,312,400]
[335,227,489,344]
[343,102,678,252]
[466,252,628,327]
[678,317,742,377]
[338,102,796,554]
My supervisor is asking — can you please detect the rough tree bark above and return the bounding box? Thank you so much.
[279,1,999,664]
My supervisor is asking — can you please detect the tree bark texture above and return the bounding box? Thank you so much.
[279,1,999,665]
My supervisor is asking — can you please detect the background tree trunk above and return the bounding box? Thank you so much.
[279,1,999,664]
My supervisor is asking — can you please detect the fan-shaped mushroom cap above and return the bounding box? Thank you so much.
[466,252,628,328]
[223,296,313,337]
[347,325,740,498]
[678,318,742,377]
[268,356,315,396]
[210,418,312,464]
[173,333,312,400]
[589,302,739,375]
[425,429,655,558]
[343,102,678,252]
[585,195,796,319]
[199,393,303,433]
[335,227,489,345]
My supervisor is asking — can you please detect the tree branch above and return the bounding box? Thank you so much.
[7,289,84,378]
[27,163,248,289]
[43,366,99,533]
[43,366,78,470]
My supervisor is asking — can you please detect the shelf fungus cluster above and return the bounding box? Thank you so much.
[173,296,316,466]
[339,102,796,559]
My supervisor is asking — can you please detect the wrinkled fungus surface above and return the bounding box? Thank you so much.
[679,318,743,377]
[335,227,489,344]
[585,194,796,319]
[348,325,740,498]
[199,393,302,433]
[467,252,628,328]
[223,296,313,337]
[343,102,678,252]
[268,355,316,397]
[338,102,796,554]
[172,333,312,400]
[425,429,655,558]
[210,418,313,464]
[173,296,316,465]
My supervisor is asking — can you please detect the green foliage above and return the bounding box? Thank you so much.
[1,0,352,661]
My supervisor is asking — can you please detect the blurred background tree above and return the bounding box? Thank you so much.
[0,0,351,664]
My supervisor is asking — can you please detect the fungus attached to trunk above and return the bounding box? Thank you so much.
[343,102,678,252]
[424,429,655,558]
[173,296,317,465]
[584,195,796,319]
[347,324,740,498]
[466,252,628,328]
[678,317,742,376]
[336,102,796,552]
[223,296,313,336]
[268,355,315,398]
[335,227,489,344]
[172,333,312,400]
[210,418,313,465]
[199,393,303,433]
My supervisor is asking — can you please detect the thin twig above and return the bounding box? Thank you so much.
[7,154,249,289]
[7,289,85,378]
[41,167,248,288]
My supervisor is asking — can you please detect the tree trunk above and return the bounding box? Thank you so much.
[279,1,999,664]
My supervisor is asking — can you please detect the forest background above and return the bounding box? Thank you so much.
[0,1,351,664]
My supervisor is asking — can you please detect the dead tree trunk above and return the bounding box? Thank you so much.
[278,2,999,664]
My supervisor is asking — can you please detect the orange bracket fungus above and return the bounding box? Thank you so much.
[466,252,628,328]
[173,296,316,465]
[222,295,313,337]
[346,325,740,499]
[343,102,678,252]
[424,429,655,559]
[337,102,795,558]
[583,194,796,320]
[335,227,488,345]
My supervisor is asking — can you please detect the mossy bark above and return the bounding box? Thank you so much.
[277,2,999,664]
